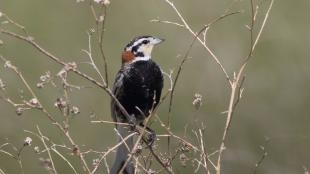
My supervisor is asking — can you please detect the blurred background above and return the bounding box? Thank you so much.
[0,0,309,173]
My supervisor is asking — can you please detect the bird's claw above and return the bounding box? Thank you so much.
[145,131,156,147]
[128,114,137,129]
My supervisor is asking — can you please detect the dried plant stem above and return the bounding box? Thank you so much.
[155,114,199,152]
[215,1,274,173]
[37,126,57,174]
[0,28,133,128]
[199,129,210,174]
[90,2,109,85]
[90,132,137,174]
[51,148,79,174]
[162,0,240,156]
[0,56,91,173]
[91,120,131,126]
[0,149,24,174]
[164,0,231,84]
[166,25,209,154]
[82,32,106,84]
[98,5,109,86]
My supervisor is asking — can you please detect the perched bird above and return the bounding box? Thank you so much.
[110,36,164,174]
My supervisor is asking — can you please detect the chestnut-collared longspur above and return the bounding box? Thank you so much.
[110,36,164,174]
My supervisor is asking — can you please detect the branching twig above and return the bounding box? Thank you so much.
[163,0,232,84]
[36,126,57,174]
[215,1,274,173]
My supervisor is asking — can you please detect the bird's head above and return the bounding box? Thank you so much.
[122,36,164,64]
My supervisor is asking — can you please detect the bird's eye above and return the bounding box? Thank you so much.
[142,40,149,44]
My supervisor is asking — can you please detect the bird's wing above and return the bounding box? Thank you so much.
[111,70,125,123]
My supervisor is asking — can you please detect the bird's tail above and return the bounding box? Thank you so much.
[110,124,135,174]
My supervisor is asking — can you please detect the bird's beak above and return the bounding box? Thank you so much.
[152,37,165,45]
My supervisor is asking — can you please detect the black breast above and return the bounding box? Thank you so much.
[111,60,163,122]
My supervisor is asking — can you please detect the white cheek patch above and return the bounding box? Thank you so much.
[137,45,153,57]
[132,56,151,63]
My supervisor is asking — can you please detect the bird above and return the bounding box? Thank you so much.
[110,36,164,174]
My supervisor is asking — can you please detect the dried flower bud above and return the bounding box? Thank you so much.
[40,72,50,82]
[72,146,80,156]
[29,98,40,108]
[92,158,100,166]
[180,142,191,152]
[4,61,12,68]
[66,62,77,71]
[70,106,80,115]
[0,39,3,46]
[37,71,51,88]
[99,15,105,22]
[34,146,40,153]
[58,62,77,78]
[192,93,203,110]
[36,82,44,88]
[16,107,23,116]
[0,12,3,17]
[24,137,32,146]
[94,0,110,6]
[103,0,110,6]
[54,98,66,109]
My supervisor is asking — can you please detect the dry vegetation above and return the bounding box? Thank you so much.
[0,0,274,173]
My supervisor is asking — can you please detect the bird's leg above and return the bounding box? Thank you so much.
[127,114,137,131]
[140,123,156,147]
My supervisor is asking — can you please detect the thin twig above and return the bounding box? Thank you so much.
[82,32,106,84]
[51,147,78,174]
[91,120,132,126]
[0,28,134,129]
[37,126,57,174]
[150,19,185,28]
[0,55,91,173]
[215,1,274,173]
[97,5,109,85]
[90,132,137,174]
[163,0,232,84]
